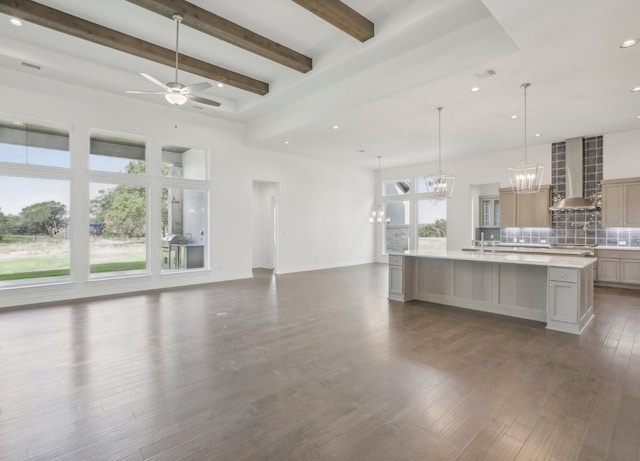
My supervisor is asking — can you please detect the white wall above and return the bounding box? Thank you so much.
[0,69,375,308]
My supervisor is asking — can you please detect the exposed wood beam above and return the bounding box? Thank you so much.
[126,0,312,74]
[0,0,269,95]
[291,0,374,42]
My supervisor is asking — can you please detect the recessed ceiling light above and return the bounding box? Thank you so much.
[470,87,480,93]
[620,39,638,48]
[284,140,290,145]
[510,114,518,120]
[535,133,541,137]
[332,125,339,130]
[10,17,23,26]
[637,115,640,119]
[632,86,640,92]
[216,82,224,88]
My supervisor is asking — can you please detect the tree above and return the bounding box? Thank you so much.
[90,161,147,238]
[418,218,447,238]
[20,201,67,237]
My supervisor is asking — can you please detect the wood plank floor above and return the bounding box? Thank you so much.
[1,264,639,461]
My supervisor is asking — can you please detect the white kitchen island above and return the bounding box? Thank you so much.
[388,250,596,335]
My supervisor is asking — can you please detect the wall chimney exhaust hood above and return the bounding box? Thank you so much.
[549,137,596,211]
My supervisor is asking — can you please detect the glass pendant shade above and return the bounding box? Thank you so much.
[369,204,390,224]
[508,83,543,194]
[370,156,390,224]
[425,172,456,199]
[508,159,544,193]
[424,107,455,200]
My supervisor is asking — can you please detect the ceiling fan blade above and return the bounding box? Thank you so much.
[183,81,212,94]
[126,90,166,94]
[187,95,222,107]
[140,73,170,91]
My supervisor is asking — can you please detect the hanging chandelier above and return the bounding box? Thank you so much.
[508,83,544,193]
[370,155,390,224]
[424,107,455,200]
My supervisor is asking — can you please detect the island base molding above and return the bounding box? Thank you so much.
[389,253,595,335]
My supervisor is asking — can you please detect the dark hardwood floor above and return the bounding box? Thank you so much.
[1,264,639,460]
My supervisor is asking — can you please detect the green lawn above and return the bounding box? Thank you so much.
[0,234,146,281]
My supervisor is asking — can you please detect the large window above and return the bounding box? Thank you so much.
[89,182,147,275]
[89,130,148,277]
[380,177,448,254]
[0,116,71,284]
[161,144,208,271]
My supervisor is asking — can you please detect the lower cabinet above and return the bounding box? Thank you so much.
[388,255,414,301]
[548,268,578,324]
[596,249,640,286]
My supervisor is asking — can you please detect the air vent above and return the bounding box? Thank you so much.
[474,69,496,79]
[21,61,41,71]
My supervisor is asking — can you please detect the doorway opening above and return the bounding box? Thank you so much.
[251,181,279,274]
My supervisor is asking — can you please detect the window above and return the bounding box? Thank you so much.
[88,130,148,277]
[417,199,447,252]
[90,132,145,173]
[89,182,147,275]
[161,143,209,271]
[0,115,71,284]
[162,146,206,180]
[0,119,70,168]
[384,200,410,253]
[383,179,410,196]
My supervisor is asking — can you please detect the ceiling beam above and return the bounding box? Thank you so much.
[291,0,374,42]
[125,0,313,74]
[0,0,269,95]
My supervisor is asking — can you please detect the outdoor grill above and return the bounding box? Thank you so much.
[161,234,189,269]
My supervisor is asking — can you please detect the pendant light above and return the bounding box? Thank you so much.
[424,106,455,200]
[370,155,390,224]
[508,83,544,193]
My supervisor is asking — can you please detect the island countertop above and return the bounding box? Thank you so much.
[392,250,596,269]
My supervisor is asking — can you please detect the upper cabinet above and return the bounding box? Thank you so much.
[601,177,640,227]
[479,196,500,227]
[499,185,552,228]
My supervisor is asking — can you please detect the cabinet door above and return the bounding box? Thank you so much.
[389,265,404,295]
[597,258,620,282]
[499,189,517,227]
[532,188,552,227]
[621,260,640,284]
[602,183,624,227]
[548,281,577,323]
[516,193,533,227]
[624,182,640,226]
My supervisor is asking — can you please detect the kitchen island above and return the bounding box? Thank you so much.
[388,250,596,334]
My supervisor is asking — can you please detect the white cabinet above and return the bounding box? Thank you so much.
[548,268,578,324]
[596,249,640,286]
[601,178,640,227]
[547,266,594,334]
[499,185,552,228]
[388,255,414,301]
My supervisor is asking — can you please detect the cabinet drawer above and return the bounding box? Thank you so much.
[389,255,404,266]
[597,249,640,260]
[549,267,578,283]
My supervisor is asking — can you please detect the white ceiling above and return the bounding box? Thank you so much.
[1,0,639,169]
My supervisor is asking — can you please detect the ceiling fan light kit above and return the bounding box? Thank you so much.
[126,14,221,108]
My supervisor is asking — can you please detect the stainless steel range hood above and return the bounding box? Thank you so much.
[549,137,596,211]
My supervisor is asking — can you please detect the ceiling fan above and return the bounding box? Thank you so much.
[126,14,221,107]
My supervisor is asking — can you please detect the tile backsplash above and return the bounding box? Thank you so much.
[498,135,640,248]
